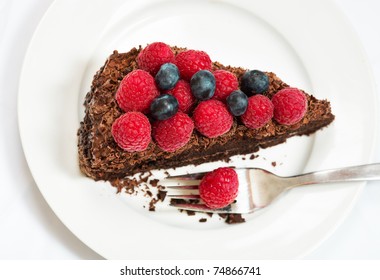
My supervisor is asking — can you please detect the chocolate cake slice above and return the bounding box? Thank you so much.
[78,45,334,182]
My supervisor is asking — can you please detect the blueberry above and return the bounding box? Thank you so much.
[190,70,216,100]
[150,94,179,120]
[226,90,248,116]
[155,63,180,90]
[240,70,269,96]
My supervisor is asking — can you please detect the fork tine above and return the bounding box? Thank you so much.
[165,185,199,190]
[170,203,214,212]
[170,203,234,214]
[166,172,207,180]
[167,194,201,200]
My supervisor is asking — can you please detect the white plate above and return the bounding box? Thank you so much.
[18,0,378,259]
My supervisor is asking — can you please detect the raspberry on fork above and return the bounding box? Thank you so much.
[199,167,239,209]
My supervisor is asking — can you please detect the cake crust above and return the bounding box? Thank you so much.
[78,47,334,181]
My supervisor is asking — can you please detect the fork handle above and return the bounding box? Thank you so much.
[287,163,380,187]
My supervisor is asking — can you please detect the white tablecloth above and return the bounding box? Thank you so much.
[1,0,379,259]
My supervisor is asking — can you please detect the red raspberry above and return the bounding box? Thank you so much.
[137,42,175,75]
[193,100,233,138]
[111,112,151,152]
[241,94,274,129]
[166,80,195,113]
[175,50,212,81]
[272,87,308,125]
[115,69,159,114]
[199,167,239,209]
[152,112,194,152]
[212,70,239,101]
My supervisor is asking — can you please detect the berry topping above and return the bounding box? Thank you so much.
[190,70,216,100]
[166,80,195,113]
[116,69,159,113]
[241,94,274,129]
[240,70,269,96]
[111,112,151,152]
[137,42,175,75]
[155,63,180,90]
[272,87,308,125]
[152,112,194,152]
[199,167,239,209]
[193,100,233,138]
[213,70,239,101]
[226,90,248,116]
[150,94,179,120]
[175,50,212,81]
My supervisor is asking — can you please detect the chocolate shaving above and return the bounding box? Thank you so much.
[149,179,159,187]
[149,198,158,211]
[225,214,246,224]
[157,189,167,202]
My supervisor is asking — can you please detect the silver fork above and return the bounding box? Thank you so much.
[162,163,380,214]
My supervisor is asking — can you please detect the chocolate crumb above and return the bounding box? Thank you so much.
[250,154,259,160]
[149,179,159,187]
[225,214,245,224]
[217,213,246,224]
[187,211,196,216]
[146,190,153,197]
[149,198,158,211]
[199,218,207,223]
[139,171,152,183]
[157,190,167,202]
[170,198,186,205]
[110,177,139,194]
[271,161,277,167]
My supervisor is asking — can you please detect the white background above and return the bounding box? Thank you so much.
[0,0,379,259]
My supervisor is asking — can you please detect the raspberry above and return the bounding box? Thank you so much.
[272,87,308,125]
[116,69,159,114]
[241,94,274,129]
[175,50,212,81]
[111,112,151,152]
[212,70,239,101]
[199,167,239,209]
[166,80,195,113]
[137,42,175,75]
[152,112,194,152]
[193,100,233,138]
